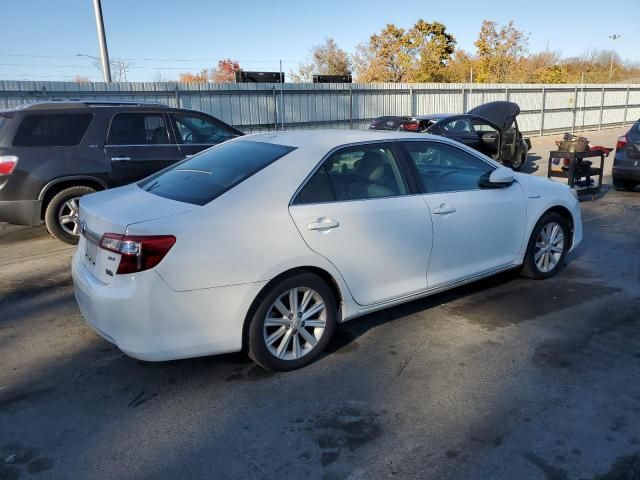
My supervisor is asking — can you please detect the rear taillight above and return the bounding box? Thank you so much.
[400,121,420,132]
[369,120,380,129]
[99,233,176,274]
[616,135,627,150]
[0,155,18,175]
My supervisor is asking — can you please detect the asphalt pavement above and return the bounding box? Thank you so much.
[1,126,639,480]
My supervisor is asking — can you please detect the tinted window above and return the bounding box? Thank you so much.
[13,113,92,146]
[401,142,493,193]
[139,140,295,205]
[295,144,408,204]
[173,114,239,144]
[293,167,335,204]
[107,113,170,145]
[440,118,472,134]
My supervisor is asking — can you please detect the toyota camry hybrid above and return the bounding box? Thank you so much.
[72,130,582,371]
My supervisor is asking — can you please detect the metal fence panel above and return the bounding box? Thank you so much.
[1,80,638,135]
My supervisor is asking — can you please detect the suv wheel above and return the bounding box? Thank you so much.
[248,272,337,371]
[44,186,96,245]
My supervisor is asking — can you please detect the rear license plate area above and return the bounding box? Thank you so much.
[85,237,98,265]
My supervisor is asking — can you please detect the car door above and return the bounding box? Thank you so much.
[289,142,433,306]
[398,140,527,287]
[171,113,241,159]
[104,112,182,185]
[470,117,502,160]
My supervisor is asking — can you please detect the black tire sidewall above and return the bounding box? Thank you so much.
[44,186,96,245]
[522,212,570,279]
[248,273,337,371]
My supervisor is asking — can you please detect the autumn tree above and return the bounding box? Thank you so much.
[443,50,477,83]
[290,38,352,82]
[212,59,241,83]
[354,20,455,82]
[74,75,92,84]
[474,20,529,83]
[179,69,212,83]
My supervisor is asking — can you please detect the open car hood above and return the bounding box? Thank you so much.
[468,101,520,131]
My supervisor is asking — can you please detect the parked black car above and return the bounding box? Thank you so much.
[369,101,531,170]
[613,120,640,191]
[0,101,243,243]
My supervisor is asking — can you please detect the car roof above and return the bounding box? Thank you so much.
[413,113,457,121]
[239,129,444,149]
[6,101,168,113]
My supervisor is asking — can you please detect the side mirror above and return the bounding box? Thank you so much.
[479,166,514,188]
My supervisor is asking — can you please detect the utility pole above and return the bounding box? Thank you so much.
[92,0,112,83]
[608,34,621,81]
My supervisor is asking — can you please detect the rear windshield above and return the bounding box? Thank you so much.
[13,113,93,147]
[138,140,295,205]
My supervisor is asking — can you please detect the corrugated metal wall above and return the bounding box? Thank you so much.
[1,81,639,134]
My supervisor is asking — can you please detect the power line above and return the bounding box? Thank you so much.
[0,54,305,64]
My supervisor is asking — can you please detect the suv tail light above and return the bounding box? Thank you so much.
[399,121,420,132]
[99,233,176,274]
[616,135,627,150]
[0,155,18,175]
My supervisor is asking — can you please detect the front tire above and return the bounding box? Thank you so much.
[44,185,96,245]
[520,212,570,279]
[247,272,337,371]
[509,149,526,171]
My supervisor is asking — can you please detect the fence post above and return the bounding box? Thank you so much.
[623,86,630,127]
[349,84,353,130]
[571,87,578,134]
[539,87,546,137]
[461,87,467,113]
[598,87,605,130]
[174,85,181,108]
[409,86,414,116]
[505,87,509,101]
[273,87,277,130]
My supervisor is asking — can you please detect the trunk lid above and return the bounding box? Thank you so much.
[77,184,195,284]
[624,123,640,159]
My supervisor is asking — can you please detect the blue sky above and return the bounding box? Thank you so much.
[1,0,638,81]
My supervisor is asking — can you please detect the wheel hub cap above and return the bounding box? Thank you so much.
[263,287,326,361]
[534,221,565,273]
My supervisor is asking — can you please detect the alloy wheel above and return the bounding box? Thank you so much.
[58,197,81,236]
[263,287,327,361]
[534,221,564,273]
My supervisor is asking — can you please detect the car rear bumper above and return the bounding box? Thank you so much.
[612,166,640,181]
[0,199,41,226]
[71,249,267,361]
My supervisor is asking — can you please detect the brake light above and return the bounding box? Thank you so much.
[99,233,176,274]
[616,135,627,150]
[400,121,420,132]
[0,155,18,175]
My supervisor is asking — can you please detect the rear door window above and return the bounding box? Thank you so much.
[173,114,239,144]
[107,113,170,145]
[13,113,93,146]
[139,140,295,205]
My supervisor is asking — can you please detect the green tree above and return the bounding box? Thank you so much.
[474,20,529,83]
[354,20,456,82]
[290,38,352,82]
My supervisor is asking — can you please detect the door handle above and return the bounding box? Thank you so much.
[307,219,340,231]
[111,156,131,161]
[185,154,195,158]
[432,203,456,215]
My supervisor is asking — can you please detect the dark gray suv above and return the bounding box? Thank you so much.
[613,119,640,191]
[0,101,242,243]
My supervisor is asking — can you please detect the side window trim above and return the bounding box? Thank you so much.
[104,111,177,147]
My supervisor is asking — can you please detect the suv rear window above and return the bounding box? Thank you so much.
[139,140,295,205]
[13,113,92,146]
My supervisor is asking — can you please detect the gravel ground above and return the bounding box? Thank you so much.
[1,126,639,480]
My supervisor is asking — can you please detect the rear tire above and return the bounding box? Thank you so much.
[509,149,526,171]
[44,186,96,245]
[247,272,337,371]
[613,179,637,191]
[520,212,570,280]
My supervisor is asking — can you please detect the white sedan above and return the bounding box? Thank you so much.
[72,130,582,371]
